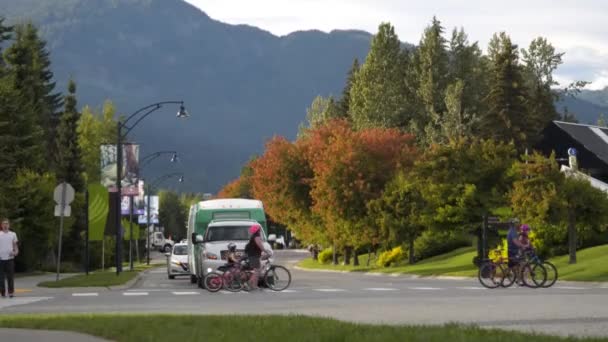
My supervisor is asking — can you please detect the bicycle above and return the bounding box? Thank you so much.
[477,250,510,289]
[522,248,558,288]
[501,254,547,288]
[237,253,292,291]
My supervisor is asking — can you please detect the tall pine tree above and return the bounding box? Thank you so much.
[3,22,62,170]
[522,37,563,144]
[56,79,84,191]
[481,32,529,149]
[412,17,450,143]
[337,58,359,118]
[349,22,412,129]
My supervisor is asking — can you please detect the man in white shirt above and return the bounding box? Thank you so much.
[0,218,18,298]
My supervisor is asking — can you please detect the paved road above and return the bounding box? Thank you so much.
[1,250,608,339]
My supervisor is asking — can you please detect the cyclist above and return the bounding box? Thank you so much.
[244,224,266,290]
[226,242,240,265]
[507,222,529,268]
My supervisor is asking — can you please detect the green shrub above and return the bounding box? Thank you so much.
[376,246,404,267]
[317,248,333,264]
[414,230,470,261]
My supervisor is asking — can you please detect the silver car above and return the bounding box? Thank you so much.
[166,243,189,279]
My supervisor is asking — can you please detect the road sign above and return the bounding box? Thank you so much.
[54,182,75,204]
[54,205,71,217]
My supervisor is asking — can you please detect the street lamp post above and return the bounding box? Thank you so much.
[115,102,188,275]
[145,172,184,265]
[129,150,179,270]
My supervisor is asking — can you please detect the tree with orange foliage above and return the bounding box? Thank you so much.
[300,119,416,265]
[249,136,323,244]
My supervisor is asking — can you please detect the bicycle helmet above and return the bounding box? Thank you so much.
[227,242,237,251]
[249,224,261,235]
[520,224,530,233]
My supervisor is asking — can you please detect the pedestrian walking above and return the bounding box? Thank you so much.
[0,218,18,298]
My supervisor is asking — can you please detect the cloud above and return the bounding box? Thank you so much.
[185,0,608,90]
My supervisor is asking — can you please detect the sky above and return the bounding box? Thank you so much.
[185,0,608,90]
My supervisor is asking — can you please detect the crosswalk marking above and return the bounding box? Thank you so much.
[172,291,200,295]
[72,293,99,297]
[314,288,346,292]
[553,286,586,290]
[457,286,486,290]
[0,296,52,309]
[123,292,149,296]
[364,288,398,291]
[409,287,442,290]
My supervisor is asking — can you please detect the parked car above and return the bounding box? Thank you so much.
[166,243,189,279]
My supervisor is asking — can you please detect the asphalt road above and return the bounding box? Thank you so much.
[1,250,608,338]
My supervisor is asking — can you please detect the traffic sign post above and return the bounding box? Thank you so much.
[54,182,75,282]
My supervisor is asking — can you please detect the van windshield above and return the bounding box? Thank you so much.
[205,225,251,242]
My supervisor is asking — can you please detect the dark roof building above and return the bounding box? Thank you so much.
[535,121,608,183]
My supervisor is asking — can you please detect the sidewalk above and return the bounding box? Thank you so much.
[0,328,111,342]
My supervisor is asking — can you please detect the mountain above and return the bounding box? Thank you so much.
[556,95,608,124]
[1,0,372,192]
[577,87,608,109]
[2,0,605,192]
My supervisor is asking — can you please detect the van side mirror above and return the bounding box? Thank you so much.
[268,234,277,242]
[195,234,204,243]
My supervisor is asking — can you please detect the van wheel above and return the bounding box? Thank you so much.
[169,275,175,280]
[190,275,197,284]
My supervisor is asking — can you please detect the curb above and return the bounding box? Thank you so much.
[108,269,148,291]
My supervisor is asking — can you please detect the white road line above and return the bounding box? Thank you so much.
[314,289,346,292]
[364,288,398,291]
[123,292,149,296]
[409,287,442,290]
[0,296,53,309]
[172,291,200,295]
[72,293,99,297]
[457,287,487,290]
[554,286,586,290]
[264,289,298,293]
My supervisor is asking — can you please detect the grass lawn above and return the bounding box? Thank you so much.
[0,314,603,342]
[549,244,608,282]
[299,247,478,277]
[37,262,157,288]
[299,244,608,282]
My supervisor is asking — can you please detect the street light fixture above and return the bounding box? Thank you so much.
[145,172,185,265]
[115,101,188,275]
[126,150,181,271]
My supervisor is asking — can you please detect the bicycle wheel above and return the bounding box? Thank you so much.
[500,265,516,288]
[541,261,558,288]
[204,272,224,292]
[477,262,503,289]
[222,270,243,292]
[521,263,547,288]
[264,265,291,291]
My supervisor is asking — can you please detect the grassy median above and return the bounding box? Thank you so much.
[37,263,157,288]
[0,314,604,342]
[299,245,608,282]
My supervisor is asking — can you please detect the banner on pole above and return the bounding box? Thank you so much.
[88,184,109,241]
[100,143,140,195]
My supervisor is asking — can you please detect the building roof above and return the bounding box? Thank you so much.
[553,121,608,165]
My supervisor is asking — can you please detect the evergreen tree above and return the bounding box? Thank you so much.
[337,58,359,117]
[522,37,563,144]
[0,17,12,69]
[56,79,84,191]
[480,32,529,149]
[411,17,450,144]
[349,22,412,129]
[447,27,487,126]
[3,23,62,168]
